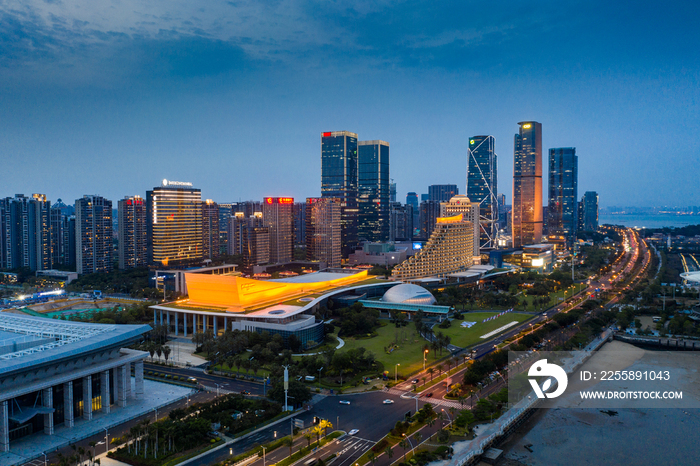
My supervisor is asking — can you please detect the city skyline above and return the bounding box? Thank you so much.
[1,1,699,208]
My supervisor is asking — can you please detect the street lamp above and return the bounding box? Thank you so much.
[214,382,222,397]
[402,433,415,458]
[318,367,323,391]
[395,363,400,384]
[41,452,47,466]
[153,407,158,421]
[441,408,452,427]
[262,446,267,466]
[104,427,109,453]
[423,349,428,371]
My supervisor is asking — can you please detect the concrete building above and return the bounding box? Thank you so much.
[513,121,543,247]
[75,195,113,275]
[146,180,202,267]
[419,200,441,239]
[118,196,147,270]
[0,194,51,272]
[440,195,481,259]
[202,200,220,261]
[428,185,459,202]
[581,191,599,231]
[347,242,408,267]
[392,214,474,280]
[306,198,341,268]
[0,314,150,458]
[262,197,294,264]
[50,202,75,269]
[390,202,413,241]
[521,243,554,273]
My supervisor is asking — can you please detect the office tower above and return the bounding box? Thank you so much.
[406,192,420,232]
[0,194,51,271]
[321,131,358,258]
[390,202,413,241]
[228,212,263,255]
[262,197,294,264]
[146,180,202,267]
[428,184,459,202]
[358,140,390,243]
[421,194,430,202]
[497,194,508,230]
[548,147,578,246]
[392,214,474,280]
[513,121,543,247]
[467,135,498,248]
[420,200,442,238]
[118,195,147,269]
[581,191,599,231]
[440,195,481,258]
[202,200,220,260]
[218,203,233,255]
[389,181,397,203]
[232,201,262,218]
[542,205,550,235]
[293,202,307,245]
[75,195,113,274]
[306,198,341,268]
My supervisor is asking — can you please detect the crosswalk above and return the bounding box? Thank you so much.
[382,387,467,409]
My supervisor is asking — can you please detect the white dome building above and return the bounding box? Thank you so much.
[382,284,437,305]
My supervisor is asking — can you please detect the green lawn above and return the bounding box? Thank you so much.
[339,323,445,377]
[438,312,533,348]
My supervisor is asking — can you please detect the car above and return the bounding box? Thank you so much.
[412,379,419,384]
[348,429,359,435]
[339,400,351,405]
[425,392,433,398]
[187,377,197,383]
[383,399,394,404]
[240,390,250,395]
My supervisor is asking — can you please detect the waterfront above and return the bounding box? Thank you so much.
[600,214,700,229]
[499,341,700,465]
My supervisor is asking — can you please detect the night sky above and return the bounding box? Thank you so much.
[1,1,698,207]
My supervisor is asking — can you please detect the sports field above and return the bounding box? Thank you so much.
[439,311,533,348]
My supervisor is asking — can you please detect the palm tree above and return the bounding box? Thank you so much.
[162,345,171,365]
[368,451,377,466]
[304,433,313,448]
[436,363,444,376]
[384,447,393,460]
[428,367,435,381]
[234,355,243,375]
[414,431,422,445]
[399,438,409,461]
[283,437,294,458]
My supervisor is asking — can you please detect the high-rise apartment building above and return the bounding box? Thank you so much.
[0,194,51,271]
[293,202,307,245]
[75,195,113,274]
[581,191,599,231]
[118,196,147,269]
[146,180,202,267]
[440,195,481,258]
[227,211,268,269]
[262,197,294,264]
[202,200,220,260]
[467,135,498,248]
[357,140,390,243]
[218,203,233,255]
[548,148,578,246]
[390,202,413,241]
[389,181,397,203]
[428,184,459,202]
[306,198,341,268]
[513,121,543,247]
[321,131,358,258]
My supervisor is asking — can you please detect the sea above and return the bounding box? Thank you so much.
[599,214,700,229]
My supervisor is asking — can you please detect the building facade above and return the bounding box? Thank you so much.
[0,194,51,271]
[439,195,481,258]
[428,184,459,202]
[293,202,307,245]
[306,197,341,268]
[202,200,221,261]
[467,135,498,248]
[419,200,441,239]
[581,191,599,231]
[262,197,294,264]
[513,121,543,247]
[548,147,578,246]
[321,131,358,258]
[117,196,147,269]
[357,140,390,243]
[390,202,413,241]
[392,214,474,280]
[146,181,202,267]
[75,195,113,274]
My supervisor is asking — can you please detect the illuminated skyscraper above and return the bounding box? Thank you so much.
[0,194,51,271]
[548,148,578,246]
[581,191,599,231]
[118,195,147,269]
[358,140,390,242]
[467,135,498,248]
[262,197,294,264]
[202,199,221,260]
[146,180,202,267]
[321,131,358,258]
[513,121,543,247]
[440,195,481,258]
[75,195,112,274]
[306,198,341,268]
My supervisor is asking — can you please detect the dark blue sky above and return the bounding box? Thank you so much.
[1,0,698,208]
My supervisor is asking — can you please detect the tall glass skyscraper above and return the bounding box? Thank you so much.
[321,131,358,258]
[513,121,543,248]
[581,191,599,231]
[548,148,578,246]
[358,140,390,242]
[467,135,498,248]
[428,184,459,202]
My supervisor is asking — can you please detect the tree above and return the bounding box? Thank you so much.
[304,433,313,447]
[162,345,171,364]
[414,431,422,444]
[283,437,293,458]
[368,451,377,466]
[428,367,435,381]
[384,447,393,460]
[399,438,409,460]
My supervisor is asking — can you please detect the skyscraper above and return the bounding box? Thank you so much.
[75,195,113,274]
[419,200,441,239]
[513,121,543,247]
[0,194,51,271]
[406,192,419,233]
[440,195,481,258]
[390,202,413,241]
[548,148,578,246]
[202,199,221,260]
[321,131,358,258]
[467,135,498,248]
[358,140,390,243]
[306,198,341,268]
[262,197,294,264]
[118,195,147,269]
[146,180,202,267]
[293,202,307,245]
[428,184,459,202]
[581,191,599,231]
